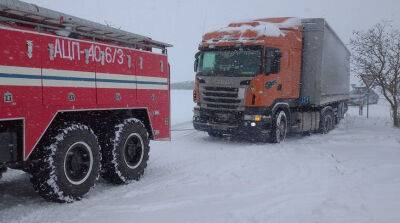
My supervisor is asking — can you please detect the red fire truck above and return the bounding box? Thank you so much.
[0,0,172,202]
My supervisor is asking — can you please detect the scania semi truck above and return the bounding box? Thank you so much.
[193,17,350,142]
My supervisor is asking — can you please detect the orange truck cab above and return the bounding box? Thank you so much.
[193,17,350,142]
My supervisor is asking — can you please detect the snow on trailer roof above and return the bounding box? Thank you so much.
[0,0,172,50]
[202,17,301,44]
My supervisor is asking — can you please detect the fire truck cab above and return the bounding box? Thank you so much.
[0,0,171,202]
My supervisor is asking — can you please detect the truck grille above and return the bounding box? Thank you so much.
[201,86,241,111]
[199,110,240,125]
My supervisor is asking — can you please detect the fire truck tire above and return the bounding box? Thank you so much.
[100,119,150,184]
[320,109,334,134]
[269,110,288,143]
[30,123,101,202]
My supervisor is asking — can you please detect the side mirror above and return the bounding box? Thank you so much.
[265,50,274,75]
[265,60,272,75]
[274,51,282,60]
[194,59,198,72]
[265,49,281,75]
[194,52,201,72]
[271,50,282,74]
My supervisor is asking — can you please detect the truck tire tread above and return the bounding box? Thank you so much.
[29,123,101,202]
[100,119,150,184]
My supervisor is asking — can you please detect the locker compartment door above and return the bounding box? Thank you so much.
[0,28,42,112]
[96,44,136,107]
[41,36,96,108]
[135,51,169,139]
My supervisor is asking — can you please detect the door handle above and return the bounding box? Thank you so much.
[277,84,282,91]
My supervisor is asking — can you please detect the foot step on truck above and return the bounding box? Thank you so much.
[0,0,172,202]
[193,17,350,142]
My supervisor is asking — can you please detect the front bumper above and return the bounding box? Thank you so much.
[193,107,272,134]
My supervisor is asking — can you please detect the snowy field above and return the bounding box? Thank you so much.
[1,90,400,223]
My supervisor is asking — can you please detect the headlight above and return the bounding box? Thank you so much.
[254,115,262,122]
[244,115,263,122]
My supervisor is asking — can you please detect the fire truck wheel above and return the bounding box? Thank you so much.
[320,109,334,134]
[30,124,101,203]
[100,119,149,184]
[270,110,288,143]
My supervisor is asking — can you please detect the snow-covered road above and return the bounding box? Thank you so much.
[1,90,400,223]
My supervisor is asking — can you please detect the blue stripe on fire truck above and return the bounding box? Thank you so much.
[0,71,168,90]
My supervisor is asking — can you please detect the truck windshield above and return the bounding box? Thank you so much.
[197,49,261,76]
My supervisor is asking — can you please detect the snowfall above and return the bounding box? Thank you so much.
[1,90,400,223]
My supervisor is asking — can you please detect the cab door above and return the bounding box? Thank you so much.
[279,48,293,98]
[247,47,283,108]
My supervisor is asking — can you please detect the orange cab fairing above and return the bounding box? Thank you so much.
[198,17,303,108]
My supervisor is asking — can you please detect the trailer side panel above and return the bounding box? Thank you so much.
[300,18,350,106]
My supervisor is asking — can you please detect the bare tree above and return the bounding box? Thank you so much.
[351,22,400,127]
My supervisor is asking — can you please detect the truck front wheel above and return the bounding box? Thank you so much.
[100,119,150,184]
[30,124,101,202]
[270,111,288,143]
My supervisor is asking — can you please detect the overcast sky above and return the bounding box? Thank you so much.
[23,0,400,83]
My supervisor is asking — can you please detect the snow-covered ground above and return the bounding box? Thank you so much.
[1,90,400,223]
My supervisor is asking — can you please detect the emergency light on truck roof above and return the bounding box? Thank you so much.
[0,0,172,51]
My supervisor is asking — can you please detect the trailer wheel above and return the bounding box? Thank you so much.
[30,124,101,202]
[100,119,149,184]
[270,110,288,143]
[320,110,334,134]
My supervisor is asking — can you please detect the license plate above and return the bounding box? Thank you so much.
[216,113,230,121]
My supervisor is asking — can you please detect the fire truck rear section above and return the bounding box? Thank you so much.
[0,0,171,202]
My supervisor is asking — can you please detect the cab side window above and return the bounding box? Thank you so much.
[265,48,282,74]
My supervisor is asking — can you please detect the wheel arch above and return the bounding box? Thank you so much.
[272,102,291,122]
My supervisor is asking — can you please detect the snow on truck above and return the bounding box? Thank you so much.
[193,17,350,142]
[0,0,171,202]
